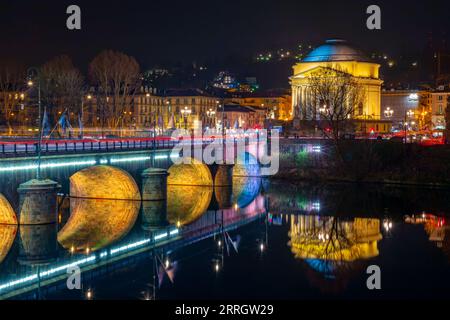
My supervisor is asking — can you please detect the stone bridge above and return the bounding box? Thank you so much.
[1,147,263,230]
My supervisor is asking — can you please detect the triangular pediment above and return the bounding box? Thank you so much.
[291,65,350,79]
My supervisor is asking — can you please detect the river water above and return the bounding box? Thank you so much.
[1,152,450,299]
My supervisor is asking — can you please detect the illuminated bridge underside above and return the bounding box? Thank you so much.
[0,225,17,264]
[70,165,141,200]
[0,194,17,225]
[167,185,213,226]
[58,198,140,252]
[168,159,213,186]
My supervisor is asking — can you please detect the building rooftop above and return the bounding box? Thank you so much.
[223,104,256,113]
[302,39,371,63]
[161,88,211,97]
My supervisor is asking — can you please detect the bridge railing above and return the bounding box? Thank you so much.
[0,134,280,158]
[0,137,183,158]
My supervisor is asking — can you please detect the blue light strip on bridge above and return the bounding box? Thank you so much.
[0,153,175,173]
[0,160,97,173]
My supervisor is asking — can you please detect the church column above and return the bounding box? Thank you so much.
[292,86,298,117]
[298,87,302,118]
[297,86,302,119]
[302,86,307,120]
[304,87,308,119]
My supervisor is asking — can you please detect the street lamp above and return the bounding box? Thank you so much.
[80,94,92,138]
[206,108,216,128]
[404,109,415,143]
[319,105,329,115]
[180,106,191,131]
[27,67,43,180]
[216,100,225,137]
[384,107,394,118]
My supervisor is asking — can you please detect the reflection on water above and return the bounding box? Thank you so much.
[405,213,450,259]
[3,175,450,299]
[289,216,382,262]
[0,225,17,265]
[167,186,213,226]
[289,215,382,293]
[232,177,261,209]
[57,197,140,252]
[18,224,58,265]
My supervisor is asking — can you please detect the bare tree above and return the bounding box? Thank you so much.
[0,63,26,135]
[305,67,365,140]
[303,67,365,163]
[40,55,84,120]
[89,50,141,131]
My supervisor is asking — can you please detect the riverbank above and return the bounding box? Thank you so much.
[275,140,450,188]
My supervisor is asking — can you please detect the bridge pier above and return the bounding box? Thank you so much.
[210,164,234,187]
[141,168,169,230]
[17,179,60,225]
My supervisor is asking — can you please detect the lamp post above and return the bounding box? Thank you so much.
[206,108,216,129]
[216,100,225,137]
[404,109,414,143]
[80,94,92,138]
[180,106,191,131]
[27,68,43,180]
[384,107,394,119]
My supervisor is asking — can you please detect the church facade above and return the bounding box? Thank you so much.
[290,40,390,134]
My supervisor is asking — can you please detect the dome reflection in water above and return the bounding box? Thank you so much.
[289,215,382,293]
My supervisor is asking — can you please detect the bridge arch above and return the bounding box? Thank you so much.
[168,158,213,186]
[70,165,141,200]
[59,165,141,252]
[0,194,17,225]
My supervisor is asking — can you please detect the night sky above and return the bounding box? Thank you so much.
[0,0,449,70]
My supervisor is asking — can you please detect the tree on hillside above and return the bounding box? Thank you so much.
[89,50,141,132]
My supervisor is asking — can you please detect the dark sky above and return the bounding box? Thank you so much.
[0,0,449,70]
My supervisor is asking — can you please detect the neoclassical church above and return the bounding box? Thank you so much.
[290,40,389,133]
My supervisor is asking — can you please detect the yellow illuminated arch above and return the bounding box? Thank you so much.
[70,165,141,200]
[0,194,17,225]
[168,158,213,186]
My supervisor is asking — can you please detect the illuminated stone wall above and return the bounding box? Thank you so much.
[70,165,141,200]
[0,194,17,225]
[168,159,213,186]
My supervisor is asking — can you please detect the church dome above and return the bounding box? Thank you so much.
[303,39,371,62]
